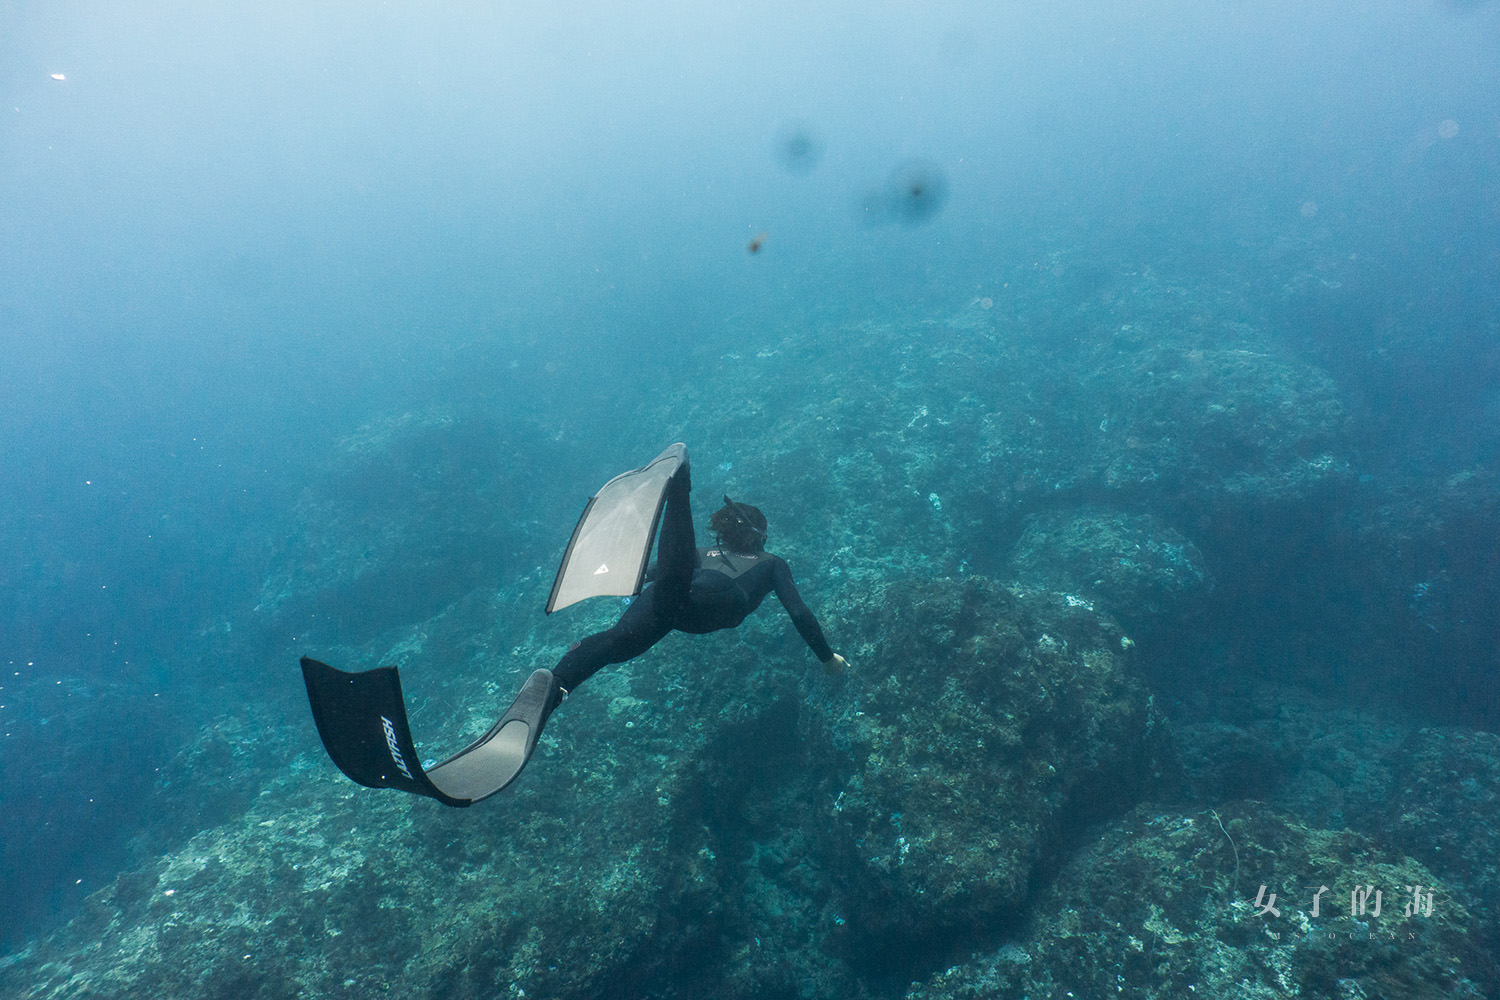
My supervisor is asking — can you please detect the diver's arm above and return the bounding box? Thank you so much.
[770,557,836,663]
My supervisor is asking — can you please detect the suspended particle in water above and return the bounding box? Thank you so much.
[775,123,823,174]
[887,160,949,224]
[863,160,951,226]
[1300,200,1318,218]
[1437,119,1459,139]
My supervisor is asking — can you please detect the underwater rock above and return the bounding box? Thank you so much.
[1375,728,1500,951]
[675,316,1350,597]
[1043,335,1351,510]
[1005,509,1212,630]
[0,573,1161,1000]
[1348,467,1500,724]
[1152,687,1500,955]
[1196,464,1500,727]
[1171,718,1301,804]
[0,585,858,1000]
[811,576,1154,964]
[0,675,711,1000]
[905,804,1498,1000]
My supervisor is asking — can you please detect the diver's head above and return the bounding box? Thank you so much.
[710,495,768,554]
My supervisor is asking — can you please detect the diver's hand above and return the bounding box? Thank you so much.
[823,653,848,676]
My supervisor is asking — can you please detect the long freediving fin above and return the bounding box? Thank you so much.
[300,657,560,806]
[546,442,687,614]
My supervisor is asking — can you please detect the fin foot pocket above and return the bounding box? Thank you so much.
[426,668,561,801]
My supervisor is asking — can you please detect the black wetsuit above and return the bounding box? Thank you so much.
[552,465,833,692]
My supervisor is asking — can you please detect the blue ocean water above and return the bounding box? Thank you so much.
[2,0,1498,994]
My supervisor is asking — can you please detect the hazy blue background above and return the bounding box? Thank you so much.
[2,0,1497,948]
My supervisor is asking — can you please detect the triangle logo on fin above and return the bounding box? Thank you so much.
[594,563,609,575]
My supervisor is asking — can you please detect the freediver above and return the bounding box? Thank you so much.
[301,443,846,806]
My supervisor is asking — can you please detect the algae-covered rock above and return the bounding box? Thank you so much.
[1377,728,1500,951]
[1156,690,1500,955]
[1006,509,1212,628]
[815,577,1153,960]
[906,804,1496,1000]
[0,721,684,1000]
[1173,717,1304,804]
[974,327,1351,517]
[1094,338,1350,504]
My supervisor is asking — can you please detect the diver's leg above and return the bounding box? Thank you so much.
[553,588,673,692]
[652,460,695,615]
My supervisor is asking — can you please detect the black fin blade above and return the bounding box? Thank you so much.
[300,656,470,806]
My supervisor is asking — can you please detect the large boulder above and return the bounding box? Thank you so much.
[810,577,1155,964]
[1006,508,1213,631]
[906,804,1497,1000]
